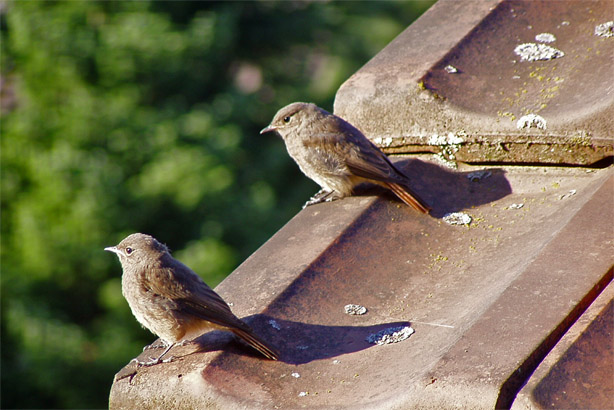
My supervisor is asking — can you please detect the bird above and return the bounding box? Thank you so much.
[261,102,430,213]
[105,233,279,366]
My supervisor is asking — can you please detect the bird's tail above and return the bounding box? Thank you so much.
[232,328,279,360]
[385,182,431,214]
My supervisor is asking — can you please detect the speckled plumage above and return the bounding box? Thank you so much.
[105,233,278,364]
[261,102,430,213]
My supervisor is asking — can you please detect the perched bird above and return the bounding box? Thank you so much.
[261,102,430,213]
[105,233,279,366]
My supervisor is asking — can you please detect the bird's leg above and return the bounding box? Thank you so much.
[132,342,176,367]
[142,339,169,351]
[303,189,338,208]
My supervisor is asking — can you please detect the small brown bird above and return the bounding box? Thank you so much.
[261,102,430,213]
[105,233,278,366]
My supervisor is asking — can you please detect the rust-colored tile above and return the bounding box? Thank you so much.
[335,0,614,165]
[109,163,613,409]
[512,280,614,410]
[109,0,614,408]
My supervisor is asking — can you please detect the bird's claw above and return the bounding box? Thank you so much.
[303,189,336,208]
[131,355,175,367]
[142,340,169,351]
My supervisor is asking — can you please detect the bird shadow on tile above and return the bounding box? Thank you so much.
[350,158,511,218]
[189,315,412,365]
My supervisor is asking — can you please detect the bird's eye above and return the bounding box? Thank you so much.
[125,247,133,255]
[283,116,291,123]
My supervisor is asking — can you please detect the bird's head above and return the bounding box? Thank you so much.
[105,233,170,268]
[260,102,328,139]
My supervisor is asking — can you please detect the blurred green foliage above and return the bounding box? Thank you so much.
[0,1,433,408]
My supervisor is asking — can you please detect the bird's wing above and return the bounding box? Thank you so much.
[344,140,403,183]
[143,262,249,331]
[302,122,406,184]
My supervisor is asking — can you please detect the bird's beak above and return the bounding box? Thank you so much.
[104,246,122,256]
[260,125,276,134]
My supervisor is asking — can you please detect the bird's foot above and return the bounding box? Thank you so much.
[142,340,169,351]
[131,355,175,367]
[134,342,176,366]
[303,189,338,208]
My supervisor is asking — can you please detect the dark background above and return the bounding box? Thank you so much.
[0,1,434,408]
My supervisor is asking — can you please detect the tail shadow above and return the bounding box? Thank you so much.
[192,315,412,365]
[353,158,511,218]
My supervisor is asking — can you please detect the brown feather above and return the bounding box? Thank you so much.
[109,233,279,361]
[262,102,433,213]
[385,182,431,214]
[231,328,279,360]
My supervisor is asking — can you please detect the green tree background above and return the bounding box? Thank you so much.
[1,1,433,408]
